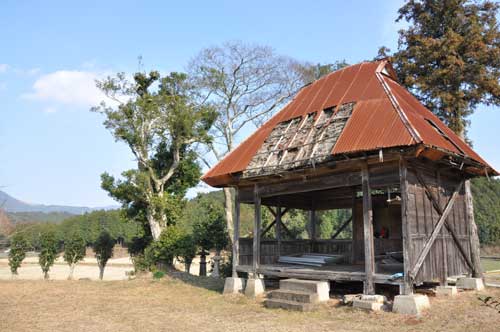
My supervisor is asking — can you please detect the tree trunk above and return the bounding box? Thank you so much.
[44,271,49,280]
[68,264,75,280]
[99,265,105,280]
[223,187,235,244]
[147,209,163,241]
[185,262,191,274]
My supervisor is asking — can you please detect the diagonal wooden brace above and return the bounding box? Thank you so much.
[410,167,473,271]
[331,216,353,239]
[409,179,465,279]
[262,206,289,237]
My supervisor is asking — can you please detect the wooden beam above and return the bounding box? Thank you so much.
[408,165,473,271]
[437,171,448,285]
[253,185,261,273]
[399,157,413,295]
[309,209,316,241]
[331,216,353,240]
[261,207,289,237]
[409,179,464,279]
[361,163,375,295]
[350,190,357,265]
[465,179,483,278]
[276,205,282,258]
[232,188,240,278]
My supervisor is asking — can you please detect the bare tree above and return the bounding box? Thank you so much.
[189,41,307,243]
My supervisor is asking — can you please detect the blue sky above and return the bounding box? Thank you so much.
[1,0,498,207]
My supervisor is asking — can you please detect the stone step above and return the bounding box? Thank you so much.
[268,290,319,304]
[279,279,330,302]
[264,298,316,312]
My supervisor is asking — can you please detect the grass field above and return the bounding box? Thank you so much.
[1,272,500,332]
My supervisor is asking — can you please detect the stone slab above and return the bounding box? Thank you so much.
[279,279,330,302]
[245,277,265,298]
[435,285,458,296]
[353,299,384,311]
[360,294,387,303]
[456,277,485,291]
[264,299,315,312]
[223,277,245,295]
[268,289,319,304]
[392,294,430,315]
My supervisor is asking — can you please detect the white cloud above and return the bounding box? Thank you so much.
[23,70,108,107]
[43,106,57,113]
[0,64,8,73]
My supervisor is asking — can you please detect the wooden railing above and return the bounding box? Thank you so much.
[238,238,352,266]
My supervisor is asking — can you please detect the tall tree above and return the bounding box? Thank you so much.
[93,72,216,240]
[189,41,309,243]
[298,60,350,84]
[381,0,500,138]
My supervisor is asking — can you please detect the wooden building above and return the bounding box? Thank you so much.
[201,60,497,295]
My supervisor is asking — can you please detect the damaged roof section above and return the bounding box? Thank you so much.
[243,102,355,178]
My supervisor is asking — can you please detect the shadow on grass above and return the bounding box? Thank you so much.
[165,268,225,293]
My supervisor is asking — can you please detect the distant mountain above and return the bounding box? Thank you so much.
[0,190,118,214]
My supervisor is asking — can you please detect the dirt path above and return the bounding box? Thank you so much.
[1,276,500,332]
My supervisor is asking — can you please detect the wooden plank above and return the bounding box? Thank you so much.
[399,157,413,295]
[331,216,353,240]
[253,185,261,273]
[276,205,282,258]
[465,179,483,278]
[409,166,473,271]
[309,209,316,240]
[437,171,448,285]
[409,179,464,279]
[361,163,375,295]
[233,188,241,278]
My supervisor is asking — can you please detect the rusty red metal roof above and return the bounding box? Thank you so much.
[202,60,495,187]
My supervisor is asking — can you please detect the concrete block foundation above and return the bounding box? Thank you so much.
[436,285,458,296]
[223,277,245,295]
[279,279,330,302]
[392,294,430,315]
[456,277,485,291]
[245,278,265,298]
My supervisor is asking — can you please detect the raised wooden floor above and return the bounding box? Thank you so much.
[236,264,403,286]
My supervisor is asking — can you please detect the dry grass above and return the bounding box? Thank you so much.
[1,273,500,332]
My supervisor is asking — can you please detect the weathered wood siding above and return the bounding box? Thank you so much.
[406,165,472,284]
[238,238,352,266]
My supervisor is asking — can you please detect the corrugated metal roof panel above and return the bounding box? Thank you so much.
[202,60,494,187]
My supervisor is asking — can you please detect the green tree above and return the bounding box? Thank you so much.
[176,233,197,273]
[192,200,228,254]
[380,0,500,138]
[471,177,500,244]
[8,233,29,277]
[63,232,86,280]
[146,226,184,267]
[93,71,216,240]
[93,231,115,280]
[298,60,350,83]
[38,230,58,280]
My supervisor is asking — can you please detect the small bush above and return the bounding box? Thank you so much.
[146,226,183,267]
[8,233,29,276]
[176,234,197,273]
[153,271,165,279]
[93,231,114,280]
[38,230,58,280]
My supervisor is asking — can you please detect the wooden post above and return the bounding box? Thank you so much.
[399,157,413,295]
[351,189,357,264]
[437,171,448,285]
[253,185,261,273]
[232,188,240,278]
[361,163,375,295]
[309,209,316,241]
[465,179,483,278]
[276,205,282,259]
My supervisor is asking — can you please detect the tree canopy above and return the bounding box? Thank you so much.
[380,0,500,137]
[93,71,216,240]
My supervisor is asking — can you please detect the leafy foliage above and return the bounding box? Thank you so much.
[38,230,59,279]
[93,71,216,240]
[93,231,115,280]
[146,226,184,266]
[472,177,500,244]
[8,233,29,275]
[192,199,228,252]
[63,232,86,279]
[175,233,197,271]
[380,0,500,137]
